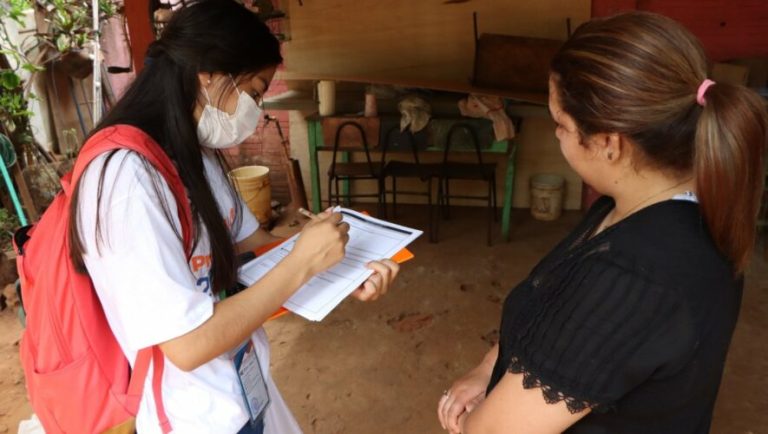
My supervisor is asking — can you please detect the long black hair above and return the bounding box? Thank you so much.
[69,0,282,294]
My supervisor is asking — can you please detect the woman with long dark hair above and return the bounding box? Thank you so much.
[71,1,398,433]
[438,11,767,434]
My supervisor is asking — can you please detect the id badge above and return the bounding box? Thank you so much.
[233,340,271,425]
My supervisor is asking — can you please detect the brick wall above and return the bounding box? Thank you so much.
[224,79,292,206]
[224,4,295,206]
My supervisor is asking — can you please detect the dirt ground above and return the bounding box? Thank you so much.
[0,206,766,433]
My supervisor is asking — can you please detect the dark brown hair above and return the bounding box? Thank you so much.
[551,11,768,272]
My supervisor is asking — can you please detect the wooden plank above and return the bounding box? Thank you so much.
[591,0,638,17]
[592,0,768,61]
[11,165,38,223]
[44,69,90,154]
[638,0,768,61]
[473,34,562,93]
[282,0,589,92]
[125,0,154,74]
[277,71,549,105]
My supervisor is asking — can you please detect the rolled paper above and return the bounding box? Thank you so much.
[364,92,378,117]
[317,80,336,116]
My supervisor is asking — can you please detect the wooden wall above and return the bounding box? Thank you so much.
[592,0,768,61]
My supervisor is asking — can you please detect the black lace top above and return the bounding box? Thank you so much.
[487,196,743,433]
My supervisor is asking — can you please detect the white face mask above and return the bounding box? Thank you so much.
[197,76,263,149]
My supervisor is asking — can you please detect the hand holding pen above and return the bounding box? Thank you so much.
[290,207,349,277]
[297,207,400,301]
[298,207,322,221]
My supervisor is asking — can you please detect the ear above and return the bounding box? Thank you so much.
[197,72,212,89]
[588,132,622,163]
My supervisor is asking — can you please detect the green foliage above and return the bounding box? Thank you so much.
[0,207,20,251]
[0,0,35,73]
[0,70,21,90]
[0,1,36,153]
[20,62,44,74]
[0,88,33,120]
[0,69,33,137]
[0,0,119,159]
[0,0,118,150]
[2,0,33,26]
[38,0,122,53]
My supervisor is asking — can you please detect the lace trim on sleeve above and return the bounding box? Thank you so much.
[507,355,614,414]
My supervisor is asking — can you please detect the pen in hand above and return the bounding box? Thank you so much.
[299,207,347,228]
[298,207,321,221]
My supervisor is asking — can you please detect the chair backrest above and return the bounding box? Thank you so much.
[443,123,483,165]
[382,126,422,166]
[330,121,377,175]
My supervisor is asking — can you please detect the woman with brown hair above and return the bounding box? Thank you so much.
[438,11,767,434]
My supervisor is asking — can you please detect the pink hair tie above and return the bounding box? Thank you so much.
[696,79,716,106]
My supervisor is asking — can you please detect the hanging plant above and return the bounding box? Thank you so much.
[34,0,122,78]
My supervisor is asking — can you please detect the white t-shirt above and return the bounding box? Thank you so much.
[78,148,301,434]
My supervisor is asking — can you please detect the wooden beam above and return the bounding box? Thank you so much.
[124,0,154,74]
[276,71,548,105]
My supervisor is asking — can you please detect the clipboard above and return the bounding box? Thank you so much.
[252,240,415,321]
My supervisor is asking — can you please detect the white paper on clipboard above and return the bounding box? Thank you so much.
[238,207,422,321]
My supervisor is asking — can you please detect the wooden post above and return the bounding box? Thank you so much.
[11,165,39,223]
[124,0,154,75]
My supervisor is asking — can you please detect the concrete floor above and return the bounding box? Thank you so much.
[0,205,766,433]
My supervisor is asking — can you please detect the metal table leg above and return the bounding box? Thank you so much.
[501,144,518,242]
[308,120,322,213]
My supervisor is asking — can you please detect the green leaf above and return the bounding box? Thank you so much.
[56,34,71,52]
[0,71,21,91]
[74,33,87,49]
[21,63,45,73]
[99,0,117,18]
[54,9,72,30]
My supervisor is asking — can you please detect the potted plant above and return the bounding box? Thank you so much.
[34,0,121,79]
